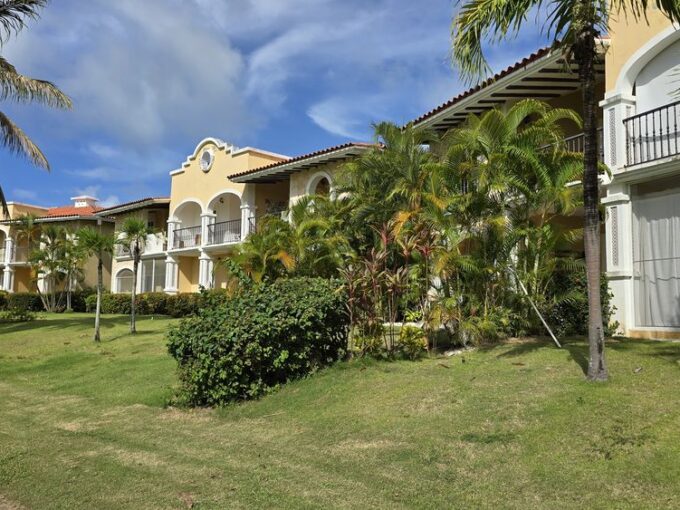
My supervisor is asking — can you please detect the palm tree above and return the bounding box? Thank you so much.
[0,0,72,217]
[116,217,151,334]
[77,227,114,342]
[61,230,85,312]
[29,223,66,311]
[451,5,680,380]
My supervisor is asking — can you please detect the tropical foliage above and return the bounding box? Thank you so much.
[449,0,680,382]
[227,100,614,357]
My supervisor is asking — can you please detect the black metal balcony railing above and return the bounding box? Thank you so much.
[12,246,29,263]
[625,100,680,167]
[207,219,242,245]
[0,248,5,264]
[542,129,604,162]
[563,129,604,162]
[172,225,202,249]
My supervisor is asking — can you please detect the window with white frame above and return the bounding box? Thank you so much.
[141,258,166,293]
[116,269,134,293]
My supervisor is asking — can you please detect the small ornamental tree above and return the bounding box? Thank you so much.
[77,227,114,342]
[116,217,152,333]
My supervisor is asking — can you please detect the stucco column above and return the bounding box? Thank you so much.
[240,204,256,238]
[200,212,216,246]
[166,220,180,251]
[5,237,14,265]
[164,254,179,294]
[602,182,634,336]
[3,268,14,293]
[198,251,214,289]
[600,92,636,174]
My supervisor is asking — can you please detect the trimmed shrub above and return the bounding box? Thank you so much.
[0,291,8,310]
[7,293,43,312]
[167,278,349,406]
[165,293,203,318]
[0,307,36,323]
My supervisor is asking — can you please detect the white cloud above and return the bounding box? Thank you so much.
[98,195,120,208]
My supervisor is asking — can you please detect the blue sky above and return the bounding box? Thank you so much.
[0,0,548,207]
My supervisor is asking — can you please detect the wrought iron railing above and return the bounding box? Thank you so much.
[207,219,241,245]
[0,248,5,264]
[625,100,680,166]
[563,129,604,161]
[172,225,202,249]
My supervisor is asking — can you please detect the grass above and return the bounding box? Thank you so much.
[1,314,680,509]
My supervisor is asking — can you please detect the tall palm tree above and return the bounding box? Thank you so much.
[77,227,114,342]
[116,217,151,334]
[451,2,680,381]
[0,0,72,217]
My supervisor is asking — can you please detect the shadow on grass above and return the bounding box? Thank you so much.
[485,336,680,374]
[0,314,169,340]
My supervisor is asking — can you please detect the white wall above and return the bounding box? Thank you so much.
[635,39,680,113]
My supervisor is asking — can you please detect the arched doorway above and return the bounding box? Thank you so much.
[207,192,242,244]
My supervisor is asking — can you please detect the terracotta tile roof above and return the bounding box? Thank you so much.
[42,204,102,218]
[410,46,553,127]
[96,197,170,214]
[230,142,376,181]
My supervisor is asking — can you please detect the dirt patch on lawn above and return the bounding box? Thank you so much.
[83,446,166,468]
[0,494,27,510]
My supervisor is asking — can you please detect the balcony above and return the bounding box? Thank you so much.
[172,225,202,250]
[206,219,242,245]
[563,129,604,162]
[625,100,680,167]
[114,233,167,258]
[12,246,29,263]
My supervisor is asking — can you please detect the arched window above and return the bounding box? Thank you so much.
[116,269,134,293]
[314,177,331,196]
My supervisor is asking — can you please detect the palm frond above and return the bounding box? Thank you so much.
[0,110,48,168]
[0,57,72,108]
[0,0,47,42]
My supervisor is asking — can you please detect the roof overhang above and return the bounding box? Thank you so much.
[97,198,170,217]
[412,46,606,132]
[230,143,374,184]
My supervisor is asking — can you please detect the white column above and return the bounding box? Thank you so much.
[164,255,179,294]
[600,92,636,175]
[3,237,15,292]
[166,219,180,251]
[5,237,14,264]
[602,182,634,336]
[200,212,216,246]
[198,251,214,289]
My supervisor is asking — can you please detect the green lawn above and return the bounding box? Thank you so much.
[1,314,679,509]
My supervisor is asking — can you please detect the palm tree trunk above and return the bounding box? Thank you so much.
[94,257,102,343]
[66,274,72,312]
[131,250,138,334]
[578,29,607,381]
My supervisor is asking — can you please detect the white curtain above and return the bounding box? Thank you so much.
[633,191,680,327]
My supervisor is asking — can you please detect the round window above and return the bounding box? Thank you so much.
[200,149,214,172]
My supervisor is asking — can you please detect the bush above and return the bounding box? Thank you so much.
[6,293,42,312]
[397,325,428,360]
[167,278,349,406]
[0,291,7,310]
[0,307,36,323]
[165,293,202,318]
[544,271,617,338]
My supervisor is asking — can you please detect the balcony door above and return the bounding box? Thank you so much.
[633,188,680,327]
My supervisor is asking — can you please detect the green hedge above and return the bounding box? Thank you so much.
[167,278,349,406]
[84,291,207,317]
[0,289,96,313]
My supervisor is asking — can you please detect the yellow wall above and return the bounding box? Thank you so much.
[169,140,286,219]
[13,267,33,292]
[605,10,675,91]
[255,182,290,215]
[177,256,199,293]
[289,160,345,205]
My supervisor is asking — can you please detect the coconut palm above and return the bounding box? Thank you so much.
[29,223,66,311]
[77,227,114,342]
[0,0,72,217]
[116,217,152,333]
[451,0,680,381]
